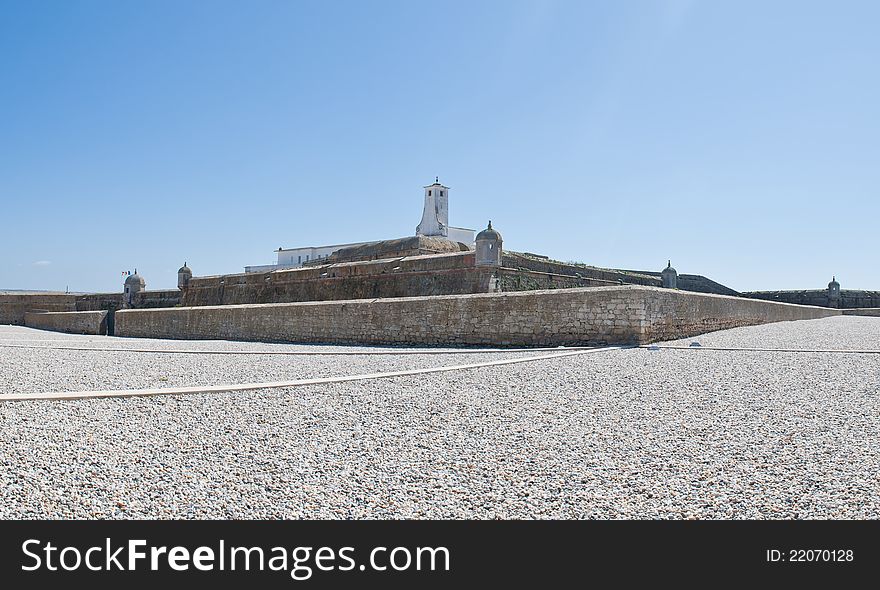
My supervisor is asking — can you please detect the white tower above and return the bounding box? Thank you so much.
[416,177,449,237]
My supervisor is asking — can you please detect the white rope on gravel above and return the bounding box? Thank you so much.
[0,346,629,402]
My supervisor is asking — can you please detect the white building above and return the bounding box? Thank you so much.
[245,179,475,273]
[416,178,475,243]
[244,241,374,273]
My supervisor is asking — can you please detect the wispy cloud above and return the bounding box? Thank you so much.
[32,260,51,266]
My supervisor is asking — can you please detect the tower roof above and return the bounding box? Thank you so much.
[476,221,502,241]
[423,176,448,188]
[124,270,145,287]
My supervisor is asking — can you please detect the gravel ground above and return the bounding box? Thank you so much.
[664,314,880,350]
[0,326,542,394]
[1,317,878,519]
[0,324,543,352]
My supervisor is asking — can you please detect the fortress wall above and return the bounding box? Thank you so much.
[178,250,739,310]
[495,268,620,291]
[177,249,728,310]
[640,289,839,342]
[841,308,880,317]
[134,289,181,308]
[1,289,180,328]
[743,291,832,307]
[742,290,880,309]
[76,293,125,311]
[115,286,840,347]
[624,272,740,296]
[506,254,739,297]
[674,274,739,296]
[0,293,78,325]
[24,310,108,335]
[502,253,662,288]
[75,290,179,311]
[182,262,494,307]
[836,292,880,308]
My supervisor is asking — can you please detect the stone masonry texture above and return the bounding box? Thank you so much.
[0,293,77,325]
[24,310,108,335]
[115,286,840,347]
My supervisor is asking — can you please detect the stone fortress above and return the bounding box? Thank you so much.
[742,276,880,309]
[3,179,876,344]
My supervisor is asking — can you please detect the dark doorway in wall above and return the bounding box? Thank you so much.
[105,305,117,336]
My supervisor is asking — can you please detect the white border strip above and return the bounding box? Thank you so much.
[0,346,628,402]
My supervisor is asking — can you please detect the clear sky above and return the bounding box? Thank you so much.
[1,0,878,293]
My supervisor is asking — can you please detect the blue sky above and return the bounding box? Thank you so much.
[1,0,878,293]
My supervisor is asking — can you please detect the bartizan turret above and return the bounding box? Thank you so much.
[475,221,502,267]
[178,262,192,290]
[661,260,678,289]
[827,276,840,308]
[124,269,145,307]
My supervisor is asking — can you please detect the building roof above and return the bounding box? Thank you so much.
[277,240,375,253]
[423,176,448,189]
[476,221,502,241]
[124,271,145,287]
[324,235,468,264]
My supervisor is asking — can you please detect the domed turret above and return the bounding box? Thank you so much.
[828,275,840,306]
[123,269,145,305]
[476,221,502,242]
[177,262,192,290]
[475,221,502,267]
[124,270,145,289]
[661,260,678,289]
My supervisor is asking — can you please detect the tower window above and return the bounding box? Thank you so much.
[440,191,444,196]
[428,190,432,196]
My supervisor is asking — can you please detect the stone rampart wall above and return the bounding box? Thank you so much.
[24,310,108,335]
[75,293,125,311]
[116,286,840,347]
[0,293,77,325]
[182,254,493,307]
[742,290,880,309]
[841,308,880,317]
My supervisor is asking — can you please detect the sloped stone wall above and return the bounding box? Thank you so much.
[0,293,77,325]
[115,286,840,347]
[24,310,108,335]
[841,308,880,317]
[742,289,880,309]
